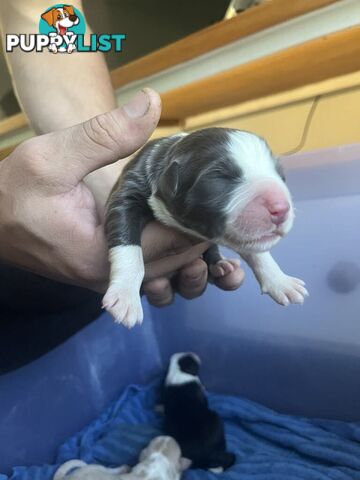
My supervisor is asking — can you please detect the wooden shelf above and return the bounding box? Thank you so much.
[160,26,360,120]
[0,112,27,137]
[0,145,15,161]
[111,0,338,89]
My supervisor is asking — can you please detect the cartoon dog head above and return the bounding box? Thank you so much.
[41,5,79,35]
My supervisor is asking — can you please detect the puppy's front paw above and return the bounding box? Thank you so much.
[102,287,143,328]
[261,274,309,306]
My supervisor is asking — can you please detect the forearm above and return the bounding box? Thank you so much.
[0,0,116,129]
[0,0,124,211]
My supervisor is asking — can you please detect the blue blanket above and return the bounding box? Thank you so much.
[3,381,360,480]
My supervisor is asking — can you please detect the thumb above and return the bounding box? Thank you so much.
[42,88,161,183]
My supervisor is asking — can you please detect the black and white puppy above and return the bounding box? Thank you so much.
[104,128,308,327]
[163,352,235,472]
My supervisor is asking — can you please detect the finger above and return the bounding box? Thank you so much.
[143,277,174,307]
[213,260,245,291]
[141,221,204,263]
[144,242,209,281]
[175,258,208,299]
[38,88,161,184]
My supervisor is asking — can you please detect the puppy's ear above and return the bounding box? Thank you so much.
[180,457,192,471]
[158,161,179,199]
[41,8,55,25]
[63,5,75,16]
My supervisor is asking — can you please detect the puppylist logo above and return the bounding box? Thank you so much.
[6,4,126,54]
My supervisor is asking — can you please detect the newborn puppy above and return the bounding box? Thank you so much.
[104,128,308,327]
[53,461,130,480]
[163,352,235,472]
[53,436,189,480]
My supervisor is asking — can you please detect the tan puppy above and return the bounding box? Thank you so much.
[54,436,191,480]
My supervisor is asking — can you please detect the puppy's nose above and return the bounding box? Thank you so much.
[268,201,290,226]
[69,14,77,21]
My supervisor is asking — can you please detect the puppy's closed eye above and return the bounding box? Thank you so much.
[209,158,243,180]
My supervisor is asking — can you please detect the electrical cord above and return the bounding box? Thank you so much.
[281,95,321,156]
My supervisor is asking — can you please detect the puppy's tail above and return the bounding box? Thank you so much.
[54,460,87,480]
[207,451,236,471]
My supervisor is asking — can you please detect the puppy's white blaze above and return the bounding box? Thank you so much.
[226,131,292,212]
[228,131,279,180]
[108,245,144,288]
[148,194,207,241]
[225,131,295,239]
[165,353,201,387]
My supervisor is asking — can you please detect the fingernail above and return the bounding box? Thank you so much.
[188,275,203,282]
[186,270,206,283]
[123,90,150,118]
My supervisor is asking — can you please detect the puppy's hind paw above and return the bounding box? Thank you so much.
[102,287,143,328]
[209,258,244,291]
[209,259,238,278]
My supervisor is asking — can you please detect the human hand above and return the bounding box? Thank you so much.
[141,222,245,306]
[0,88,244,304]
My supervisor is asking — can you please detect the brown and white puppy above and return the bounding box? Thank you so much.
[104,128,308,327]
[53,436,190,480]
[41,5,79,53]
